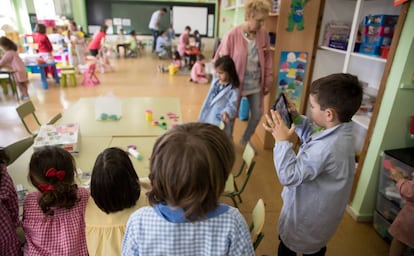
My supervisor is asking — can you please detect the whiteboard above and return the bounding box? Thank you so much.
[172,6,208,35]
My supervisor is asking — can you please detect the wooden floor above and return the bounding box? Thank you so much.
[0,51,390,256]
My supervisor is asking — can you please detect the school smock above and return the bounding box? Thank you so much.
[388,178,414,249]
[0,164,20,256]
[122,204,254,255]
[88,32,106,51]
[273,116,355,254]
[0,50,28,83]
[198,77,239,135]
[32,32,53,53]
[22,187,89,256]
[190,61,207,83]
[177,33,190,57]
[85,191,148,256]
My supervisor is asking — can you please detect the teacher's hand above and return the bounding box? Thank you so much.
[263,85,270,95]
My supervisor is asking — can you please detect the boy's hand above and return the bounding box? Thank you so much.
[263,110,295,142]
[221,112,230,123]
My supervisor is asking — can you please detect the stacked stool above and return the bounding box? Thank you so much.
[60,66,77,88]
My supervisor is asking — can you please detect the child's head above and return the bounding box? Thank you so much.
[91,147,141,214]
[29,146,78,216]
[184,26,191,33]
[214,55,240,87]
[0,36,17,51]
[69,21,77,31]
[148,122,235,221]
[173,51,181,60]
[100,25,108,33]
[160,30,167,37]
[130,30,136,36]
[119,28,124,35]
[193,30,199,36]
[35,23,47,34]
[309,73,363,126]
[196,54,206,63]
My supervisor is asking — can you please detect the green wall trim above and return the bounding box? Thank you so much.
[350,2,414,218]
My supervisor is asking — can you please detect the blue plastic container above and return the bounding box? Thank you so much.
[239,97,249,121]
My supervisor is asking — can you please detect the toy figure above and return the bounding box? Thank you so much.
[287,0,307,32]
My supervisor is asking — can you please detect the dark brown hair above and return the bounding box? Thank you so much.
[29,146,79,216]
[0,36,17,51]
[148,122,235,221]
[310,73,363,122]
[91,147,140,214]
[215,55,240,88]
[35,23,46,34]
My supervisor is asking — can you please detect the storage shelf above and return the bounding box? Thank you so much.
[319,46,346,54]
[352,114,370,129]
[350,52,387,63]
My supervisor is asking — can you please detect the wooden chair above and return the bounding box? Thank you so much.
[4,136,34,166]
[15,100,62,137]
[222,143,256,207]
[250,198,265,251]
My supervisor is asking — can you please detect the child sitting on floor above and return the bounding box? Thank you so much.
[157,51,182,73]
[190,54,210,84]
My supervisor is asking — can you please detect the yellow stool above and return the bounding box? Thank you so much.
[60,66,77,88]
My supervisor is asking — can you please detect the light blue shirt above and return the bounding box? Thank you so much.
[273,116,356,254]
[122,205,254,255]
[156,36,171,53]
[198,77,239,137]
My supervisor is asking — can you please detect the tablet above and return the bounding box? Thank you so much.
[271,93,293,128]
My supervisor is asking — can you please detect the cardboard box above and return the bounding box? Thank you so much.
[34,123,80,153]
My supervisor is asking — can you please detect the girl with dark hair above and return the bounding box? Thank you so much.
[198,55,240,138]
[22,146,89,255]
[32,23,55,79]
[122,123,253,255]
[88,25,108,57]
[86,147,145,256]
[0,36,29,100]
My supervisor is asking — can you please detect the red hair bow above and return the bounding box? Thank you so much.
[38,184,56,192]
[45,168,66,181]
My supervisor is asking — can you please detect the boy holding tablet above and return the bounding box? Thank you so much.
[263,73,363,256]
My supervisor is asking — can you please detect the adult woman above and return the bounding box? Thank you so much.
[88,25,108,57]
[215,0,273,148]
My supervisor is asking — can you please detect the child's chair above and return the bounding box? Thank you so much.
[60,66,77,88]
[81,63,100,86]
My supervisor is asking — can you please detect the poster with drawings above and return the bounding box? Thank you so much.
[276,51,308,110]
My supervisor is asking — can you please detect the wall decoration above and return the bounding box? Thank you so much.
[287,0,308,31]
[276,51,308,110]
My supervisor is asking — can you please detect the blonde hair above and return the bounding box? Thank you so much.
[245,0,271,18]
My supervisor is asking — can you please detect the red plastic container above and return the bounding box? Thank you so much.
[380,46,390,59]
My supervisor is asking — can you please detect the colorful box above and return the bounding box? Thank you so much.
[359,43,381,56]
[364,25,394,37]
[33,123,80,153]
[364,14,399,26]
[363,35,392,46]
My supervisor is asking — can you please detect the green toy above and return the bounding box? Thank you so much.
[287,0,307,32]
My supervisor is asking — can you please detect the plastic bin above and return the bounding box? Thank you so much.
[359,43,381,56]
[363,35,392,46]
[373,210,392,243]
[376,194,400,222]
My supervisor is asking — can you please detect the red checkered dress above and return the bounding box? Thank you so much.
[0,164,20,255]
[23,187,89,255]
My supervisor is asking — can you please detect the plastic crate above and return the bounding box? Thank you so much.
[26,66,40,73]
[364,15,399,26]
[364,25,394,37]
[359,43,381,56]
[373,210,392,243]
[376,194,400,222]
[363,35,392,46]
[379,148,414,207]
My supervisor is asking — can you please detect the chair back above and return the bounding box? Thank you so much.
[243,143,255,173]
[15,100,41,136]
[4,136,34,166]
[250,198,265,250]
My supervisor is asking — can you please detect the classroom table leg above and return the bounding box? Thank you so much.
[39,66,48,89]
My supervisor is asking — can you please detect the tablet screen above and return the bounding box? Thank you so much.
[271,93,293,128]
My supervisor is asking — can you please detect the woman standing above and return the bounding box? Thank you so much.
[215,0,273,148]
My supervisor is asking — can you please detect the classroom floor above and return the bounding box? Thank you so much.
[0,50,390,256]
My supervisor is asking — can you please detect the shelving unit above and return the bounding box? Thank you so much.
[310,0,403,202]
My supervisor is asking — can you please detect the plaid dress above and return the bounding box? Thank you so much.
[23,187,89,255]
